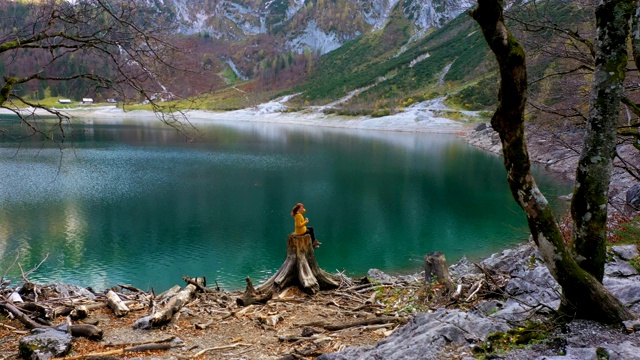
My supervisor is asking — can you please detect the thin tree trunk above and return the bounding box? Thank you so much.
[633,3,640,71]
[471,0,637,323]
[571,0,634,282]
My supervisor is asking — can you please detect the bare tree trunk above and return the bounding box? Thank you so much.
[471,0,637,323]
[571,0,634,282]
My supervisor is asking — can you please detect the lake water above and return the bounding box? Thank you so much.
[0,116,572,291]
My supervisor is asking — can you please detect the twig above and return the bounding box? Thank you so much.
[20,253,50,280]
[104,335,176,348]
[1,250,21,284]
[333,292,367,303]
[118,284,145,293]
[63,343,173,359]
[190,343,252,358]
[465,280,485,302]
[0,322,18,331]
[300,316,408,331]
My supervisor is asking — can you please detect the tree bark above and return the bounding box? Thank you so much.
[571,0,634,283]
[471,0,637,323]
[236,234,341,306]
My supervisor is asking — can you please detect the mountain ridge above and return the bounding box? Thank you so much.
[157,0,474,55]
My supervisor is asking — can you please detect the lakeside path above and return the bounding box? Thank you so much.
[2,98,475,135]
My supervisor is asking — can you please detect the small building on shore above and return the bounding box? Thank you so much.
[82,98,94,104]
[58,99,72,104]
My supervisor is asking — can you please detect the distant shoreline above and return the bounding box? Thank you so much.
[0,102,475,135]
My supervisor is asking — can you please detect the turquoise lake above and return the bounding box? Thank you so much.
[0,116,572,291]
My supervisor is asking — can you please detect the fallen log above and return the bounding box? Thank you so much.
[69,324,103,340]
[0,301,45,329]
[105,290,129,317]
[70,305,88,320]
[134,284,197,329]
[236,234,342,306]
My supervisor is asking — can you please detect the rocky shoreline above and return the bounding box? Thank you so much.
[4,240,639,359]
[321,241,640,360]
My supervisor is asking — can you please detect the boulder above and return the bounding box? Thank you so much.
[317,309,509,360]
[474,122,489,131]
[18,327,72,360]
[626,183,640,210]
[610,245,640,261]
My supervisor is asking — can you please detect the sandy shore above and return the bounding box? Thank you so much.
[1,98,476,135]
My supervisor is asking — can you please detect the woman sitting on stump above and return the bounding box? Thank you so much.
[292,203,321,248]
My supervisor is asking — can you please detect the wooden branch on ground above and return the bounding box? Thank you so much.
[465,280,486,302]
[182,276,217,293]
[104,336,176,348]
[141,283,197,328]
[0,301,45,329]
[157,285,181,301]
[301,316,408,331]
[118,284,145,293]
[278,334,331,343]
[63,343,174,359]
[190,343,252,358]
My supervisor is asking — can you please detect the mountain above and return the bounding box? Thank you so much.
[9,0,594,117]
[147,0,487,111]
[251,0,595,119]
[157,0,475,55]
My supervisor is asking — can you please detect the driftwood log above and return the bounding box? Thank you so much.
[152,283,197,327]
[237,233,341,306]
[134,282,198,329]
[106,290,129,317]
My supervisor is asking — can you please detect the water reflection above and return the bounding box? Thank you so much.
[0,117,572,291]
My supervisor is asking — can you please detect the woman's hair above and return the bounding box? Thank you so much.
[291,203,303,217]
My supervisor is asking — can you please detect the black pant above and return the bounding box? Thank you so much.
[305,227,316,241]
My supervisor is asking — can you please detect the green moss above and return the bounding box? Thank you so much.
[473,322,557,359]
[629,256,640,273]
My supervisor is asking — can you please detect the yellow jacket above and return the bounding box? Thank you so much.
[294,213,307,235]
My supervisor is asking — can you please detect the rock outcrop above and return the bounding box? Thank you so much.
[320,242,640,359]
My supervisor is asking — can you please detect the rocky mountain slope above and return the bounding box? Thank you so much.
[155,0,474,54]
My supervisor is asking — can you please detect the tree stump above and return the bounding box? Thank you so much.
[237,233,341,306]
[424,252,455,294]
